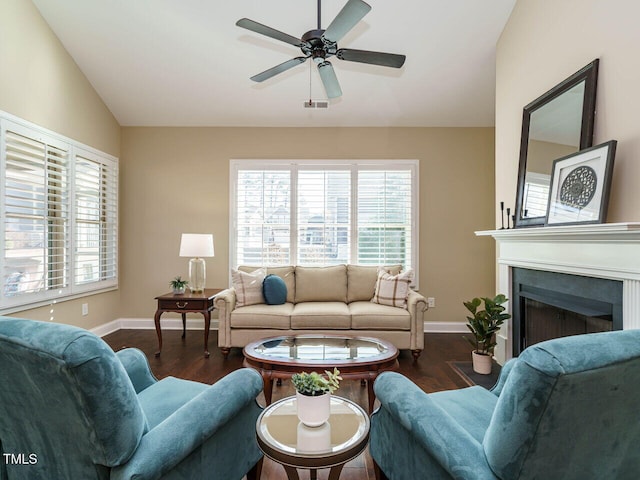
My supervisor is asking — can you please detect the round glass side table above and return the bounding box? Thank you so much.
[256,395,370,480]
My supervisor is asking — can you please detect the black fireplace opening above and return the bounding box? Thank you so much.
[512,268,623,356]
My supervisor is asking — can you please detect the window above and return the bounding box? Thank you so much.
[231,160,418,282]
[1,113,118,312]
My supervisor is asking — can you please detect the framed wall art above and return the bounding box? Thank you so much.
[545,140,617,226]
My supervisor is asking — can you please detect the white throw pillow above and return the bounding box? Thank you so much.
[232,268,266,307]
[371,269,414,308]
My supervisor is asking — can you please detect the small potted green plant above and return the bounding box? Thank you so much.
[169,276,188,294]
[291,368,341,427]
[463,294,510,374]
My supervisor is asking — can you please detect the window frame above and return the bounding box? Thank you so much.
[1,111,118,314]
[230,159,419,288]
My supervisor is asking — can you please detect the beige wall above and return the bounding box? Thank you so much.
[496,0,640,227]
[0,0,121,328]
[121,127,496,325]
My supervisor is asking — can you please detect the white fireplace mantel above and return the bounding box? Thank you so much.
[476,222,640,364]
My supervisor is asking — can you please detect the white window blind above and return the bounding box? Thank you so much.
[74,150,118,289]
[231,160,418,282]
[1,113,118,312]
[357,170,412,266]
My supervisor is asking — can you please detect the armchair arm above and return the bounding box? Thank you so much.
[111,368,263,480]
[407,290,427,351]
[116,348,157,393]
[214,288,236,349]
[489,357,516,397]
[373,372,496,480]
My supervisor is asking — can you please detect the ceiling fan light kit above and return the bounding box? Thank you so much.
[237,0,406,101]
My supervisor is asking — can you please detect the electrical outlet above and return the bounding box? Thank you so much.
[427,297,436,308]
[82,303,89,316]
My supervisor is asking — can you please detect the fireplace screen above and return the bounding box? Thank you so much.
[524,298,612,349]
[512,268,622,356]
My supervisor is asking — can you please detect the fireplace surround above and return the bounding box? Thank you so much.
[477,222,640,364]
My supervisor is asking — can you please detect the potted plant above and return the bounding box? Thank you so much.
[291,368,341,427]
[463,294,510,374]
[169,276,188,294]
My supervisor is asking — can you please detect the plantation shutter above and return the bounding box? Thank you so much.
[297,170,350,265]
[74,150,118,289]
[357,170,413,269]
[235,170,291,266]
[2,125,70,303]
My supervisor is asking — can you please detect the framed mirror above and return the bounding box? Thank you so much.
[514,59,599,228]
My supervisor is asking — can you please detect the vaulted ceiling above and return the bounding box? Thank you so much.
[32,0,516,127]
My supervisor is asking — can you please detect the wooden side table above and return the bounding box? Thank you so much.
[154,288,222,358]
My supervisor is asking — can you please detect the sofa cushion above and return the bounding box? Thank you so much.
[347,264,402,303]
[263,274,287,305]
[295,265,347,303]
[232,267,266,307]
[372,269,414,308]
[291,302,351,329]
[349,301,411,330]
[240,265,295,303]
[137,376,208,429]
[230,303,293,329]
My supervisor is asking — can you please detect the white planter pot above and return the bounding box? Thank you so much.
[296,391,330,427]
[472,351,493,375]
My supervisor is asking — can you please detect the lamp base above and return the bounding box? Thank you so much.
[188,257,206,293]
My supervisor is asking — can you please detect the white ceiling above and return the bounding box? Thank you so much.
[32,0,516,127]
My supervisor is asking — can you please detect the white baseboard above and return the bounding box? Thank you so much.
[92,318,220,337]
[92,318,463,336]
[424,321,468,333]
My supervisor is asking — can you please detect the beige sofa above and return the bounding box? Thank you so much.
[214,264,428,360]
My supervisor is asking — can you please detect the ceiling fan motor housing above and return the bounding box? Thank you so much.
[301,29,337,60]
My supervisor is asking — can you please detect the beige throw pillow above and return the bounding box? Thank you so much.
[371,269,414,308]
[232,267,266,307]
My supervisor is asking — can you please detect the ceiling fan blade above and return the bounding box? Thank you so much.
[236,18,308,48]
[322,0,371,44]
[250,57,309,83]
[336,48,406,68]
[317,61,342,99]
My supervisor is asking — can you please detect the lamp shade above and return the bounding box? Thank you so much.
[179,234,215,258]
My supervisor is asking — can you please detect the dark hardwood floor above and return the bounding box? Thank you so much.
[103,330,473,480]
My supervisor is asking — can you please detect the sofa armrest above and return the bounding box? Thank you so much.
[116,348,157,393]
[111,368,263,480]
[373,372,496,480]
[214,288,236,348]
[407,290,427,351]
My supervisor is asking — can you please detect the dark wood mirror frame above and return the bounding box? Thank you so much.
[514,59,599,228]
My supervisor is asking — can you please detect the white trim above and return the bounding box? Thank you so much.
[94,317,220,337]
[424,321,468,333]
[94,318,461,336]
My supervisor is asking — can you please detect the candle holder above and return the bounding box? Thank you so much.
[506,208,511,229]
[500,202,505,230]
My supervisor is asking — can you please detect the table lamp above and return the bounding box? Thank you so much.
[179,233,214,293]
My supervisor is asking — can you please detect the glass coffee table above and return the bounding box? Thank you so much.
[243,335,398,413]
[257,395,369,480]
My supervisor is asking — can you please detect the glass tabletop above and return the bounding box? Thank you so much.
[248,335,394,363]
[257,396,369,458]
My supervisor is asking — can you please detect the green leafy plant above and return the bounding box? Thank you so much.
[169,276,188,290]
[291,368,342,397]
[463,294,511,356]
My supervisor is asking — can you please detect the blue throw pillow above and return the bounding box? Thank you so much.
[263,274,287,305]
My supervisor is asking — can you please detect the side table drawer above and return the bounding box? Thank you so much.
[158,299,208,311]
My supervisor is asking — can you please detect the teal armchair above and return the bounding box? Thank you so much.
[370,330,640,479]
[0,317,263,480]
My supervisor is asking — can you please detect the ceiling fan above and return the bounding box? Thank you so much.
[236,0,406,99]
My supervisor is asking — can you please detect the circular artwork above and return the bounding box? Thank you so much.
[560,166,597,209]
